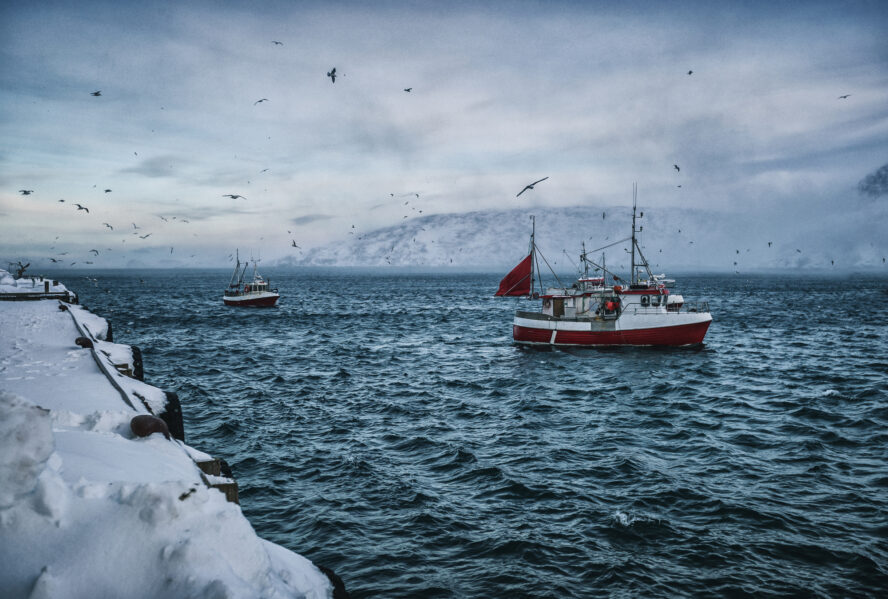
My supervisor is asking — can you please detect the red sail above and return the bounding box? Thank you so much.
[495,253,533,296]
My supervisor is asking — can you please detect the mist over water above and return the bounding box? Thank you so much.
[75,270,888,597]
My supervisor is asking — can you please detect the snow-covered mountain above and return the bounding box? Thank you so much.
[275,205,887,272]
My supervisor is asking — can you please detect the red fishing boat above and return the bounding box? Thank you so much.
[223,252,279,307]
[496,189,711,346]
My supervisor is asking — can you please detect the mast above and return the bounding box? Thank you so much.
[228,249,241,289]
[631,183,637,285]
[629,184,654,284]
[529,215,536,296]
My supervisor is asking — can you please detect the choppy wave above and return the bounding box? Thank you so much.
[77,271,888,597]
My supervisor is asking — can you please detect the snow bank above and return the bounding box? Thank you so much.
[0,269,70,296]
[0,299,333,599]
[68,304,109,340]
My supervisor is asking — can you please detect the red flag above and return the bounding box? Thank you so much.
[495,254,532,296]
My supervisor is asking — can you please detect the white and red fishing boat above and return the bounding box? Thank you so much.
[223,252,279,307]
[496,189,711,346]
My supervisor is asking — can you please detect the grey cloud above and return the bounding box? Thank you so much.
[858,164,888,198]
[291,214,332,225]
[119,156,185,178]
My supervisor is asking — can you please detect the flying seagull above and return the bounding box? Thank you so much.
[516,176,549,197]
[75,204,89,213]
[103,223,113,230]
[404,88,412,92]
[327,67,337,83]
[272,41,283,45]
[291,240,300,248]
[222,194,247,200]
[674,164,680,172]
[89,249,99,255]
[91,91,101,96]
[58,199,65,202]
[254,98,268,105]
[139,233,152,239]
[104,189,111,193]
[19,189,34,195]
[838,94,851,99]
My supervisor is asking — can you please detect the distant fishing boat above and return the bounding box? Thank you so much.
[496,186,712,346]
[223,252,279,307]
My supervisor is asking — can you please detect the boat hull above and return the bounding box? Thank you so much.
[513,313,711,346]
[223,292,279,307]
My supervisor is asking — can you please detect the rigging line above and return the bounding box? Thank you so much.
[587,236,632,254]
[535,245,566,289]
[562,249,579,273]
[580,256,621,282]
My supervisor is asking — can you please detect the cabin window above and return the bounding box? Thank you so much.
[640,295,650,307]
[553,298,565,317]
[650,295,661,307]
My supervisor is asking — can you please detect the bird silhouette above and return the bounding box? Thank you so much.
[49,257,60,263]
[517,177,549,197]
[91,91,101,96]
[103,223,113,230]
[272,41,283,45]
[58,199,65,202]
[104,189,111,193]
[140,233,152,239]
[768,241,772,247]
[674,164,680,172]
[223,194,247,200]
[404,88,412,92]
[19,189,34,195]
[327,67,337,83]
[291,240,300,248]
[254,98,268,105]
[89,249,99,255]
[687,70,693,75]
[75,204,89,213]
[838,94,851,99]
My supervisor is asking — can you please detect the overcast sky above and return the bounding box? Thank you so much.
[1,0,886,268]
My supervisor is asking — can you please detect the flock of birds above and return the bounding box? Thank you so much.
[10,37,874,273]
[16,186,196,267]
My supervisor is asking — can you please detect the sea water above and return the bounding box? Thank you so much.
[73,270,887,597]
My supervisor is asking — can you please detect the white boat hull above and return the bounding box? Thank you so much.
[513,310,711,346]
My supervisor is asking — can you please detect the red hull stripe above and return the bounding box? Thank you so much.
[617,289,669,295]
[223,296,279,307]
[513,320,710,346]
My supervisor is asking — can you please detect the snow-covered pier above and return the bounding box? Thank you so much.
[0,270,341,598]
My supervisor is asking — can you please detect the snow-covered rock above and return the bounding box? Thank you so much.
[0,300,334,598]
